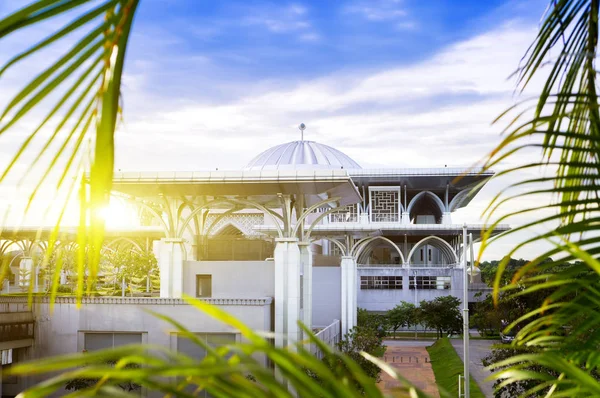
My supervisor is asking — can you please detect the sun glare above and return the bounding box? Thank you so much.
[97,199,139,228]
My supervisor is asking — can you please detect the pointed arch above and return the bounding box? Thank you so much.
[352,236,405,265]
[316,237,347,256]
[407,191,446,214]
[178,198,284,239]
[407,236,458,265]
[212,223,245,237]
[105,237,143,253]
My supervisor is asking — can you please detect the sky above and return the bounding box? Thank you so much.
[0,0,557,260]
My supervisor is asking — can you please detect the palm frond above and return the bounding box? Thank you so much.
[0,0,139,302]
[481,0,600,395]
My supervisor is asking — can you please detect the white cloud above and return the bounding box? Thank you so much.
[344,0,408,22]
[243,3,311,33]
[0,15,558,260]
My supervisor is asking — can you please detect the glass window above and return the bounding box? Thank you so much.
[84,332,142,351]
[176,333,236,398]
[409,276,451,290]
[1,348,12,365]
[196,275,212,298]
[360,276,402,289]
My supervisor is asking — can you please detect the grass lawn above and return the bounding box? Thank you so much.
[426,338,486,398]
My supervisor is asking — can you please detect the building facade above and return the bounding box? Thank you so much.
[0,136,507,396]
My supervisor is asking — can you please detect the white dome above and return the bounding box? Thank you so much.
[245,140,362,170]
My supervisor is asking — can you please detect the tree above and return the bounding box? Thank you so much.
[477,0,600,395]
[417,296,463,339]
[387,301,417,338]
[99,248,158,296]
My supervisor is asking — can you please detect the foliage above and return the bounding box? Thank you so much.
[357,307,388,338]
[416,296,463,339]
[387,301,418,337]
[477,0,600,395]
[7,298,427,398]
[482,346,558,398]
[426,338,485,398]
[98,248,158,296]
[309,325,387,391]
[65,362,141,392]
[0,0,140,302]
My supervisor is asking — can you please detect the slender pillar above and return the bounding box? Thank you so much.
[299,242,313,338]
[462,225,470,398]
[20,257,33,288]
[159,238,184,298]
[442,212,452,224]
[401,212,411,224]
[274,238,301,348]
[341,256,357,336]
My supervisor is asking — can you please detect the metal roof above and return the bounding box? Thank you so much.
[245,140,361,170]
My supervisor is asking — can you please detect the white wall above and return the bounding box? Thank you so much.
[357,268,465,311]
[312,267,341,327]
[22,298,272,397]
[183,261,274,298]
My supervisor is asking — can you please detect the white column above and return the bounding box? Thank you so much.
[274,238,301,348]
[442,212,452,224]
[20,257,33,288]
[401,212,410,224]
[299,242,313,338]
[340,256,357,336]
[159,238,184,298]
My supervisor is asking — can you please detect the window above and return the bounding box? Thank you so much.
[409,276,451,290]
[196,275,212,298]
[1,348,12,365]
[84,332,142,351]
[360,276,403,289]
[176,333,236,398]
[420,249,423,261]
[428,249,432,262]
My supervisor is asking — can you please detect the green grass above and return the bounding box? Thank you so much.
[426,338,486,398]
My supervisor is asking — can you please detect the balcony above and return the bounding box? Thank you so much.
[358,263,459,268]
[0,321,34,343]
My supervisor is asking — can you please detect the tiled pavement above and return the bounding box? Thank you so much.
[377,344,440,397]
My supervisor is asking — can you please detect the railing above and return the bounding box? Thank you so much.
[312,319,341,360]
[370,213,400,223]
[320,213,510,230]
[327,212,359,223]
[0,321,34,343]
[358,263,459,268]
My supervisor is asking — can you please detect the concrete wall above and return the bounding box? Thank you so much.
[357,268,465,311]
[182,261,274,298]
[312,267,341,327]
[3,297,272,397]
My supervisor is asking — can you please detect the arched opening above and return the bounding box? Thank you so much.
[355,237,405,265]
[407,236,458,267]
[206,222,273,261]
[408,192,444,224]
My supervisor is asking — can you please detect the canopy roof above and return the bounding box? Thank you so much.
[111,170,363,207]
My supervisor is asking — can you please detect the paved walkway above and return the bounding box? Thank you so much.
[450,339,496,398]
[378,343,439,397]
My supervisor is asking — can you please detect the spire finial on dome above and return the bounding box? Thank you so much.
[299,123,306,141]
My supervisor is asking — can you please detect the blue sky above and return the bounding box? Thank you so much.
[123,0,542,101]
[0,0,556,259]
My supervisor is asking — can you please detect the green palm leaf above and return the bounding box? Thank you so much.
[0,0,139,302]
[480,0,600,396]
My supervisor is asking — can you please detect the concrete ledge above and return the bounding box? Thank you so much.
[0,338,33,350]
[0,296,273,306]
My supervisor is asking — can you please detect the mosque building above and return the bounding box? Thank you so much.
[0,125,508,396]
